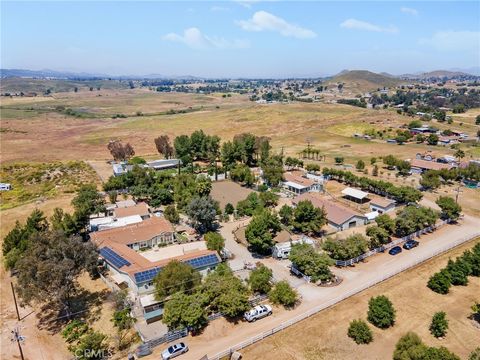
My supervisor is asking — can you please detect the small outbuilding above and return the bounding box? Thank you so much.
[369,197,396,214]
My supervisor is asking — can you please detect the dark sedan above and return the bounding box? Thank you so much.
[389,246,402,255]
[403,240,419,250]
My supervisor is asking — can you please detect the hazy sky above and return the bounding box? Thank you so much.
[1,1,479,77]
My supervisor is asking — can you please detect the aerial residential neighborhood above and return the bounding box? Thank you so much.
[1,2,480,360]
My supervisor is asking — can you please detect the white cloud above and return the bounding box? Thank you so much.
[400,7,418,16]
[419,30,480,52]
[162,27,250,50]
[340,18,398,33]
[235,0,261,9]
[236,11,316,39]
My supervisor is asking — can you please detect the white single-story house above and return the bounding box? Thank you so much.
[283,171,321,194]
[112,163,134,176]
[369,197,396,214]
[293,193,367,231]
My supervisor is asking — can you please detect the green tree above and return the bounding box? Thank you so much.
[204,232,225,254]
[393,332,460,360]
[292,200,327,236]
[112,307,136,349]
[3,209,49,269]
[224,203,235,215]
[279,204,294,226]
[367,295,396,329]
[153,260,201,301]
[62,320,89,343]
[245,210,281,254]
[436,196,462,220]
[334,156,344,164]
[201,264,250,318]
[454,149,465,160]
[230,163,255,186]
[236,192,262,216]
[323,234,369,261]
[427,134,439,145]
[186,196,218,233]
[290,243,333,282]
[366,225,390,249]
[162,292,208,331]
[421,171,442,190]
[356,160,365,171]
[427,270,451,294]
[248,264,273,294]
[347,319,373,344]
[259,191,279,207]
[72,184,106,229]
[476,115,480,125]
[268,280,298,307]
[261,155,284,186]
[70,331,108,360]
[174,135,192,167]
[446,258,470,286]
[15,230,98,313]
[163,205,180,224]
[430,311,448,338]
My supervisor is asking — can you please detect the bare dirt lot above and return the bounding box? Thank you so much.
[241,239,480,360]
[210,180,254,208]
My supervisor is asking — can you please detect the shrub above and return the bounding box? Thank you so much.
[427,270,452,294]
[367,295,396,329]
[347,319,373,344]
[204,232,225,254]
[430,311,448,338]
[469,348,480,360]
[269,280,298,307]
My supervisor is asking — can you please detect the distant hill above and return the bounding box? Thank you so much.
[399,70,478,80]
[0,77,130,94]
[326,70,403,92]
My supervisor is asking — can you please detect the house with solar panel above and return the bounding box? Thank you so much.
[90,217,221,323]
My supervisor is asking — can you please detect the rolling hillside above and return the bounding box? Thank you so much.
[326,70,403,93]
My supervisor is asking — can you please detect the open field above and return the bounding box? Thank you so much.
[0,161,99,210]
[4,90,476,166]
[242,239,480,360]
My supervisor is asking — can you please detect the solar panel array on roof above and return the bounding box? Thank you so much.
[134,267,161,283]
[133,254,220,284]
[99,247,131,268]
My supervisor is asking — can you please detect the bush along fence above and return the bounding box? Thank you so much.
[208,231,480,360]
[334,219,452,267]
[138,293,268,350]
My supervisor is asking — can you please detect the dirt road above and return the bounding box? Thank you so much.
[146,214,480,360]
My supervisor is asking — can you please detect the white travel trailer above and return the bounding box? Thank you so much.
[272,237,315,259]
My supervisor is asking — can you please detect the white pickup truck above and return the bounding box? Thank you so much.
[244,305,273,322]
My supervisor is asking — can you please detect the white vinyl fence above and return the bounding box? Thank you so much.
[209,232,480,360]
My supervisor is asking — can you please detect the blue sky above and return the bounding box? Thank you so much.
[1,1,479,77]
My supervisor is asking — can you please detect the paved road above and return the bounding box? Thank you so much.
[147,215,480,360]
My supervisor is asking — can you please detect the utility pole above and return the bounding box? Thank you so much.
[455,185,462,203]
[11,282,20,321]
[11,327,25,360]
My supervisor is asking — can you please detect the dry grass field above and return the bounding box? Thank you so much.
[210,180,254,208]
[4,89,474,165]
[242,239,480,360]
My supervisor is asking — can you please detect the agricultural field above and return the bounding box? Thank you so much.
[242,239,480,360]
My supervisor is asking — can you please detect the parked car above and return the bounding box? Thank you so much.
[161,342,188,360]
[403,240,419,250]
[388,246,402,256]
[244,305,273,322]
[135,344,152,357]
